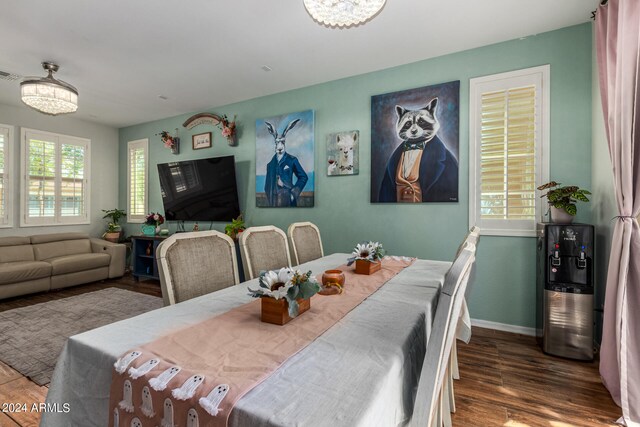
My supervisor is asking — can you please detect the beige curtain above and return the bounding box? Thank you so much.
[596,0,640,425]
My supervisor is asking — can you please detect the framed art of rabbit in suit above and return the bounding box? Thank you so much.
[256,110,315,207]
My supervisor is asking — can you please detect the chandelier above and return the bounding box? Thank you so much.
[21,62,78,115]
[303,0,386,27]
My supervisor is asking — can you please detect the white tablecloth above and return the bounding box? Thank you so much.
[42,254,453,427]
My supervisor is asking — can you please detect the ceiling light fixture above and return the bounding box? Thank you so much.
[20,62,78,115]
[303,0,386,28]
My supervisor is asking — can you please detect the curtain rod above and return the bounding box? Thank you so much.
[592,0,608,20]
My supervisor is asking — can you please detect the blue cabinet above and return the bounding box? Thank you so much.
[131,235,167,281]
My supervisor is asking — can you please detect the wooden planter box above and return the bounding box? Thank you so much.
[261,297,310,325]
[355,259,381,275]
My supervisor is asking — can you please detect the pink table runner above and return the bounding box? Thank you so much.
[109,257,413,427]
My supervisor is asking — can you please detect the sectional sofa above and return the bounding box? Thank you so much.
[0,232,126,300]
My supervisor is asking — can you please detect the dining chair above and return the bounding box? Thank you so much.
[451,228,481,381]
[455,226,480,257]
[287,221,324,266]
[156,230,239,306]
[411,247,476,427]
[239,226,292,280]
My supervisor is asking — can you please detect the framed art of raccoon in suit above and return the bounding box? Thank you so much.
[371,81,460,203]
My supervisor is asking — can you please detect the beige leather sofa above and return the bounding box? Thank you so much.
[0,233,126,300]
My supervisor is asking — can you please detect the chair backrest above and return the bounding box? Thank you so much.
[455,226,481,257]
[239,226,291,280]
[157,231,239,306]
[411,248,476,427]
[287,221,324,266]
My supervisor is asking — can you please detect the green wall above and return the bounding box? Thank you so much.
[119,23,593,329]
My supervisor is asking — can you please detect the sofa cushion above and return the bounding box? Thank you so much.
[0,236,31,247]
[0,261,52,285]
[0,237,35,263]
[48,253,111,275]
[33,239,92,261]
[29,233,89,244]
[0,245,35,263]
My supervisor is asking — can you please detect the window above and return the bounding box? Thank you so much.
[20,129,90,226]
[469,65,550,237]
[128,139,148,222]
[0,124,13,227]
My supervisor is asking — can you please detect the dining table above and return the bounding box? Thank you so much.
[41,253,459,427]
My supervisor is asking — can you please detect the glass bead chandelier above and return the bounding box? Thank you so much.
[21,62,78,115]
[303,0,386,27]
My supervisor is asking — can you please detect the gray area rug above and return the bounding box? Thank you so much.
[0,288,162,385]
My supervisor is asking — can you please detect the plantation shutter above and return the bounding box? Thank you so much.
[469,65,549,236]
[0,125,11,226]
[128,139,148,221]
[22,129,90,226]
[480,86,536,220]
[61,142,88,219]
[26,133,57,221]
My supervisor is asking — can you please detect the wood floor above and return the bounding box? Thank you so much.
[0,277,622,426]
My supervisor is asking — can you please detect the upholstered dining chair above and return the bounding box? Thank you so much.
[411,247,476,427]
[287,221,324,266]
[239,226,292,280]
[156,230,239,306]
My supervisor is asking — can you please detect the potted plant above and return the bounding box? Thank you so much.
[347,241,385,275]
[224,214,246,240]
[101,208,127,243]
[537,181,591,224]
[248,268,321,325]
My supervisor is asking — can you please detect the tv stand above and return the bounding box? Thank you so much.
[131,235,168,281]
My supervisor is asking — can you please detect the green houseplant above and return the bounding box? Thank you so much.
[224,214,246,240]
[102,208,127,242]
[537,181,590,223]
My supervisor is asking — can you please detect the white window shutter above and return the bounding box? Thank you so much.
[469,65,550,237]
[128,139,148,222]
[21,128,91,226]
[0,124,13,227]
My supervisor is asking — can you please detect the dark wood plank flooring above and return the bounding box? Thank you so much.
[0,276,622,426]
[452,327,621,426]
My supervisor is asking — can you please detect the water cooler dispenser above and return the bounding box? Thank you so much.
[536,223,594,360]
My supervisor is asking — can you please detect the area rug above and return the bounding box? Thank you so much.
[0,288,162,385]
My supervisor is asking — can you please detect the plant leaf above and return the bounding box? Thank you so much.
[565,204,577,216]
[298,280,321,299]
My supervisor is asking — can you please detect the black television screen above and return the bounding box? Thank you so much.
[157,155,241,222]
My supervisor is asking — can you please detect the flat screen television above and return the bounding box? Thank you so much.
[157,155,240,222]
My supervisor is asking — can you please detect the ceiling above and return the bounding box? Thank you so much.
[0,0,597,128]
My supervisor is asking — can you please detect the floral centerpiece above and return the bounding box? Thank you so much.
[217,115,237,145]
[248,268,321,324]
[158,130,180,154]
[141,212,165,235]
[347,241,385,275]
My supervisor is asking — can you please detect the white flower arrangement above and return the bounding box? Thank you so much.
[248,267,321,318]
[347,241,385,266]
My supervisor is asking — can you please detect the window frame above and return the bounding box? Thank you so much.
[469,65,550,237]
[20,128,91,227]
[127,138,148,223]
[0,124,14,228]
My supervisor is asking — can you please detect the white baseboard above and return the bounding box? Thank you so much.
[471,318,537,336]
